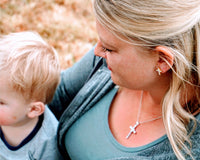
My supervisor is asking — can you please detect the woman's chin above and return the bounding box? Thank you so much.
[111,75,121,86]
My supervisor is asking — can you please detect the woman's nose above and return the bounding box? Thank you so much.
[94,41,106,58]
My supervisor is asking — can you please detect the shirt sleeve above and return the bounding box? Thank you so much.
[48,46,98,119]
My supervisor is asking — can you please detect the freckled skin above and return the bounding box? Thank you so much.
[0,107,20,126]
[0,75,30,127]
[12,116,17,120]
[0,111,16,125]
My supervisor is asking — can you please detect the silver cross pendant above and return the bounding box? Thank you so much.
[126,121,140,139]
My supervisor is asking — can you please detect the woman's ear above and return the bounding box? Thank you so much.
[155,46,174,74]
[27,102,45,118]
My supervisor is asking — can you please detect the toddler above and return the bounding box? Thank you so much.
[0,31,63,160]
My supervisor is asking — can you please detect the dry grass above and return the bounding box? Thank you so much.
[0,0,98,69]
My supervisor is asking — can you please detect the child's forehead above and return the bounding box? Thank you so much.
[0,77,27,102]
[0,72,16,92]
[0,70,10,81]
[0,77,13,92]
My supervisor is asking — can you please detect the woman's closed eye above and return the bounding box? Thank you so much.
[102,47,112,53]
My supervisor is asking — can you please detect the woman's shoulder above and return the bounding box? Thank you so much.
[188,113,200,157]
[191,113,200,138]
[195,112,200,120]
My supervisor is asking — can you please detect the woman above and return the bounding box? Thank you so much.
[49,0,200,159]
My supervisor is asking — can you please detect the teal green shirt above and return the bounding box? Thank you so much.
[64,87,179,160]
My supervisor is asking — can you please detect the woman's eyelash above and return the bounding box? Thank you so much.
[102,47,112,52]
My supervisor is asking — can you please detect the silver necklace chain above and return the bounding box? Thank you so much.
[126,91,162,139]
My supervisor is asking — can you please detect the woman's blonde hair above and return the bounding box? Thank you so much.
[94,0,200,159]
[0,31,60,104]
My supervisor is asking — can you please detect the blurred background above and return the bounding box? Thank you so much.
[0,0,98,69]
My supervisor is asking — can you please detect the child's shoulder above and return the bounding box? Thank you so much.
[42,105,59,132]
[28,106,63,159]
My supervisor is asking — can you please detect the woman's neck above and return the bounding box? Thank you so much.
[119,87,163,116]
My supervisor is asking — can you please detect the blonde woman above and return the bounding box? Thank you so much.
[49,0,200,159]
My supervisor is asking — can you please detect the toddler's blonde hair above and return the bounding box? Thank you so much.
[0,31,60,104]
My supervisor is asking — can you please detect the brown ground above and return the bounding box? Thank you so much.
[0,0,98,69]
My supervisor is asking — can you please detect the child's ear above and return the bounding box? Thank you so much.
[155,46,174,74]
[27,102,45,118]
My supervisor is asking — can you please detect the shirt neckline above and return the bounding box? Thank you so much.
[103,86,168,152]
[0,114,44,151]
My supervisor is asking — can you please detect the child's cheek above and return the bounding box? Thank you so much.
[0,114,16,126]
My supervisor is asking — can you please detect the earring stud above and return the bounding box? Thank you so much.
[156,67,162,76]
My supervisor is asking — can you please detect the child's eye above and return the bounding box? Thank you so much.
[102,47,112,53]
